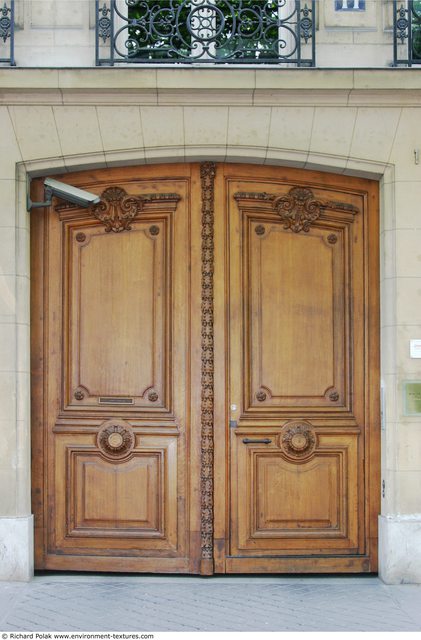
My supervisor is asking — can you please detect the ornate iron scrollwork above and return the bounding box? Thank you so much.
[0,1,14,65]
[393,1,421,66]
[0,2,11,42]
[97,2,111,43]
[95,0,315,67]
[396,3,409,44]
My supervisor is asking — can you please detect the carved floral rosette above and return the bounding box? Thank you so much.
[279,421,317,462]
[97,419,135,460]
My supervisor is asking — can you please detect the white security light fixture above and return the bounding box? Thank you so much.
[27,177,100,211]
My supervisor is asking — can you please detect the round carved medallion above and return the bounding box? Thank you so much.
[255,225,266,236]
[279,421,317,461]
[107,432,124,448]
[97,420,135,459]
[290,432,308,451]
[256,390,267,402]
[148,391,159,402]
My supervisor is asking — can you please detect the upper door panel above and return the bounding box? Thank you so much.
[232,185,364,422]
[57,186,181,417]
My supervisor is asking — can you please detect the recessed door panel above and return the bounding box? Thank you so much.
[64,205,173,413]
[69,224,166,405]
[232,430,359,554]
[248,222,346,409]
[55,433,178,551]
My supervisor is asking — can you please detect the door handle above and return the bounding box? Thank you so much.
[242,438,272,444]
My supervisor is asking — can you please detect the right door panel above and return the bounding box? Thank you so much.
[225,170,379,572]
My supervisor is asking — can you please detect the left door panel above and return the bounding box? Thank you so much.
[32,167,196,572]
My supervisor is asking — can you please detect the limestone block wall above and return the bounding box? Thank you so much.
[316,0,394,67]
[0,102,32,581]
[0,68,420,582]
[4,0,397,68]
[13,0,94,66]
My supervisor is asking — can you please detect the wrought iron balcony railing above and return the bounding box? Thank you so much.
[95,0,315,67]
[0,0,14,66]
[393,0,421,65]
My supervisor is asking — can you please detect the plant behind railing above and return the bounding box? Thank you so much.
[414,0,421,61]
[96,0,316,66]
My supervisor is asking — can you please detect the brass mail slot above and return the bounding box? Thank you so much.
[98,397,134,405]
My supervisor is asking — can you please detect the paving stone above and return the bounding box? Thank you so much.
[0,576,420,632]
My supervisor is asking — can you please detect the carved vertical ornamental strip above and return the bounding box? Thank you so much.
[200,162,216,575]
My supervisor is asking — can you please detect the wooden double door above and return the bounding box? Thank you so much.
[32,163,379,574]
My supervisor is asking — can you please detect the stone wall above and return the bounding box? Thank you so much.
[0,67,420,582]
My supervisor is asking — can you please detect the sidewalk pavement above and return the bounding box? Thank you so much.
[0,574,420,632]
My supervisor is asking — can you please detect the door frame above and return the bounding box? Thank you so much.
[31,162,380,574]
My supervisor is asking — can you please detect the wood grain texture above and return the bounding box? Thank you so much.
[32,165,194,572]
[222,164,379,573]
[232,430,359,553]
[31,163,380,574]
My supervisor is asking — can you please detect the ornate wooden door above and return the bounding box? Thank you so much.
[214,165,379,574]
[31,165,204,572]
[32,163,379,574]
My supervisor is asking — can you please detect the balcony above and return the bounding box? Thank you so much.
[0,0,14,65]
[95,0,316,67]
[393,0,421,66]
[0,1,419,69]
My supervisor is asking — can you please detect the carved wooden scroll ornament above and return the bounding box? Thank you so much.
[235,186,359,233]
[90,187,144,233]
[200,161,216,574]
[55,187,180,233]
[89,187,178,233]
